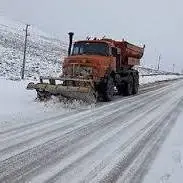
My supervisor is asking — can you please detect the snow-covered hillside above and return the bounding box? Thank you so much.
[0,16,67,80]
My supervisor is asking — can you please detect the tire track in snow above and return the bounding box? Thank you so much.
[116,98,183,183]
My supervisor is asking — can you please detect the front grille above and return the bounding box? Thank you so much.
[74,65,92,77]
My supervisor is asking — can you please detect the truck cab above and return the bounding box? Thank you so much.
[63,40,117,81]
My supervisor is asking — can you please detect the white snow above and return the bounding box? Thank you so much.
[143,105,183,183]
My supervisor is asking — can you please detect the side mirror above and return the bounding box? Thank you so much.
[112,47,117,57]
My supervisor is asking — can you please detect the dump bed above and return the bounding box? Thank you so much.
[114,41,145,67]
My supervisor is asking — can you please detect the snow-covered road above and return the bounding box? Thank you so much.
[0,79,183,183]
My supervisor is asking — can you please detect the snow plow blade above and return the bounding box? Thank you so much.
[27,77,97,104]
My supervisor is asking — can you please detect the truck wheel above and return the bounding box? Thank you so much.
[124,76,133,96]
[117,85,124,95]
[103,77,115,101]
[132,80,139,94]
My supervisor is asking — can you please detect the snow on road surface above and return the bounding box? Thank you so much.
[0,78,183,183]
[143,110,183,183]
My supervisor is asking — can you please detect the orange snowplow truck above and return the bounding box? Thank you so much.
[27,32,145,103]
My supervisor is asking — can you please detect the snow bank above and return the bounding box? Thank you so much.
[0,79,53,120]
[139,75,182,85]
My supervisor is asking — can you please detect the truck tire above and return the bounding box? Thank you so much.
[124,75,133,96]
[117,85,123,95]
[132,79,139,94]
[103,76,115,101]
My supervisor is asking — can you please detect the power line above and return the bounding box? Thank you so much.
[21,24,30,79]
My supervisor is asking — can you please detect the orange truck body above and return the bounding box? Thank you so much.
[62,39,144,83]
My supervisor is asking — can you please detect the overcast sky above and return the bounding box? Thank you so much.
[0,0,183,72]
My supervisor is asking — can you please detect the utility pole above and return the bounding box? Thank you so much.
[21,24,30,79]
[157,54,161,70]
[172,64,175,73]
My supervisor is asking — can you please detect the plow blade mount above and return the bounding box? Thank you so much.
[27,78,97,104]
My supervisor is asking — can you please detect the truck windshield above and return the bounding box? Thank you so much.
[72,42,109,56]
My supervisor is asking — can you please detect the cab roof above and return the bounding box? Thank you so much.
[74,39,115,47]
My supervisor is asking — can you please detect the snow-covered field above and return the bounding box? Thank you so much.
[0,77,183,182]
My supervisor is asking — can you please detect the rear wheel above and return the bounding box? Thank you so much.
[116,84,124,95]
[132,79,139,94]
[124,75,133,96]
[103,76,115,101]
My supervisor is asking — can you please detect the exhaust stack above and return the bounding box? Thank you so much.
[68,32,74,56]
